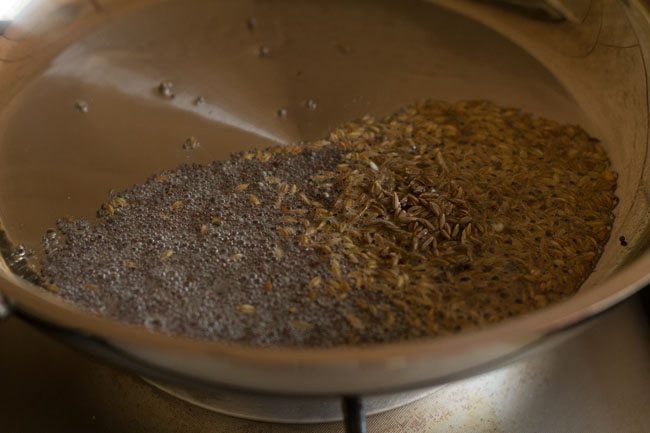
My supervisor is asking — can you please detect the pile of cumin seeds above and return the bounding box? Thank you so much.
[37,100,617,347]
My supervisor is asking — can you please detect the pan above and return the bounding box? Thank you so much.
[0,0,648,424]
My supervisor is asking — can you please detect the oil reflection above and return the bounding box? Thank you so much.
[46,47,290,145]
[0,0,31,21]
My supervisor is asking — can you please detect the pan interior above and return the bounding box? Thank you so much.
[0,0,644,304]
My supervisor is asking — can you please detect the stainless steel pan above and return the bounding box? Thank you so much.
[0,0,648,423]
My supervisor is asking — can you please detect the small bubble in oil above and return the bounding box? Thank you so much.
[193,96,206,106]
[9,244,29,266]
[258,45,271,58]
[246,16,258,31]
[336,43,352,54]
[277,108,288,118]
[158,81,175,99]
[74,100,89,113]
[13,245,26,258]
[305,99,318,111]
[144,315,167,331]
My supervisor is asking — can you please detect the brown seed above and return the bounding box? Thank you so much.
[238,304,256,314]
[111,197,128,208]
[392,192,401,211]
[298,193,312,206]
[171,200,184,210]
[160,249,174,260]
[235,183,250,192]
[313,208,331,220]
[421,236,434,250]
[44,283,61,293]
[330,257,342,278]
[429,202,441,216]
[103,203,115,216]
[229,253,244,262]
[277,226,295,237]
[248,194,261,206]
[309,276,322,289]
[290,320,314,330]
[280,216,298,224]
[417,218,436,231]
[345,313,365,330]
[460,228,468,244]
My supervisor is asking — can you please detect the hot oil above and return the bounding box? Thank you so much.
[0,0,592,260]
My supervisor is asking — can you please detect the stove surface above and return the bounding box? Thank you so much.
[1,298,649,433]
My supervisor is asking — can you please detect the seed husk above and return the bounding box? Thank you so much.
[183,136,200,151]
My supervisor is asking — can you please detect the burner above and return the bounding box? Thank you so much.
[3,298,648,432]
[143,378,435,424]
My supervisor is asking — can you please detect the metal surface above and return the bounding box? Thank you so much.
[1,297,649,432]
[488,0,571,20]
[0,0,648,401]
[0,293,10,320]
[143,380,433,423]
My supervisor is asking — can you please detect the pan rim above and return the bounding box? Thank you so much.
[1,252,648,365]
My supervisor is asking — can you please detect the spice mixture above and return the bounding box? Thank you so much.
[37,100,617,347]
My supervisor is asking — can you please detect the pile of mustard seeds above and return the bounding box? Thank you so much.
[38,100,617,347]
